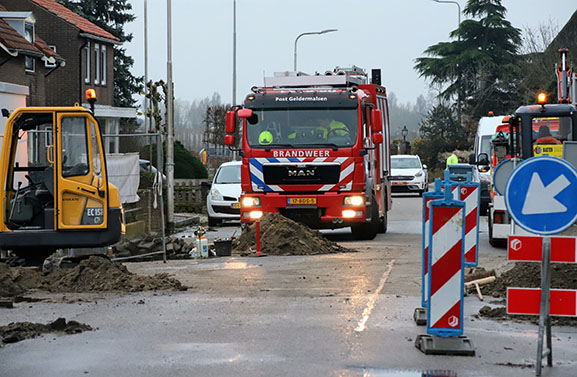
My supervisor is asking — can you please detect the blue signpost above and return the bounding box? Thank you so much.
[504,155,577,376]
[505,156,577,235]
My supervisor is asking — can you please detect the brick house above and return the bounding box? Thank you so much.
[1,0,136,152]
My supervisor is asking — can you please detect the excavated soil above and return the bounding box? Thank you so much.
[233,213,356,255]
[481,262,577,298]
[477,262,577,326]
[0,256,186,297]
[0,318,92,345]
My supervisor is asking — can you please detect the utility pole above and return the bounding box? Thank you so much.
[232,0,238,160]
[166,0,175,231]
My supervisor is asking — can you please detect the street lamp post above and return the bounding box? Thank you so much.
[166,0,175,231]
[401,126,409,154]
[432,0,461,29]
[293,29,337,72]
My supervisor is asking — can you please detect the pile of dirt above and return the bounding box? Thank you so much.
[477,262,577,326]
[481,262,577,298]
[477,305,577,326]
[233,212,355,256]
[0,256,186,297]
[0,318,92,345]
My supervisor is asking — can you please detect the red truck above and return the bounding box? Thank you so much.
[224,66,392,240]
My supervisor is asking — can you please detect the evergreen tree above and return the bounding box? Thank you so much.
[57,0,142,107]
[414,0,522,119]
[414,104,469,170]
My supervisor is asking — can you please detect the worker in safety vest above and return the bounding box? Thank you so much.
[446,151,458,169]
[535,125,560,144]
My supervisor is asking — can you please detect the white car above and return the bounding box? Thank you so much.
[206,161,242,226]
[390,154,428,196]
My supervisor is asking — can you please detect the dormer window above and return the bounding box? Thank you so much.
[24,22,34,43]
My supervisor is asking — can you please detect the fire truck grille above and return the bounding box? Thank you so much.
[263,164,341,185]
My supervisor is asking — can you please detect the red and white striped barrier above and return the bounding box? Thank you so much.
[458,185,479,266]
[421,194,443,308]
[508,235,577,263]
[427,200,465,336]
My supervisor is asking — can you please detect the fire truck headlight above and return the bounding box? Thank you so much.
[342,210,363,218]
[241,197,261,208]
[343,195,364,206]
[210,188,223,201]
[248,210,263,220]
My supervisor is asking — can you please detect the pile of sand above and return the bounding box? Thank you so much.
[0,318,92,345]
[0,256,186,297]
[233,212,355,255]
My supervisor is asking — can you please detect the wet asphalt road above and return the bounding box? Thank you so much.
[1,194,577,377]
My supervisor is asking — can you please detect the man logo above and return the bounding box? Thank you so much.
[288,169,315,177]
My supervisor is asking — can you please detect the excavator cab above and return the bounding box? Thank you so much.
[0,105,123,263]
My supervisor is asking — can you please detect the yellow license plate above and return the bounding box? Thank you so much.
[287,197,317,205]
[232,202,241,209]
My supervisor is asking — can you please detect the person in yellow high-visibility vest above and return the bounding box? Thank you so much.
[446,151,459,169]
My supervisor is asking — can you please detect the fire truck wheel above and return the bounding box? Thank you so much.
[351,196,379,240]
[378,200,387,234]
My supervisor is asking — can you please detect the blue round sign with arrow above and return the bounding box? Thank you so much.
[505,156,577,235]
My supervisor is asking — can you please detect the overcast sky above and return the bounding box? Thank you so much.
[124,0,576,108]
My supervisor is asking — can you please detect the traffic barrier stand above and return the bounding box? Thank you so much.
[456,182,480,267]
[506,234,577,376]
[441,171,480,267]
[414,179,443,326]
[415,184,475,356]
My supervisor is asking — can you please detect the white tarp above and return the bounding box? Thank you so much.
[106,153,140,203]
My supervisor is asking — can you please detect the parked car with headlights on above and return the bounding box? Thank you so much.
[206,161,242,226]
[390,155,428,196]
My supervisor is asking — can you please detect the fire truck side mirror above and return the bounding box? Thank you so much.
[224,134,235,146]
[237,108,253,119]
[372,133,383,144]
[226,111,236,134]
[371,109,383,133]
[478,153,489,165]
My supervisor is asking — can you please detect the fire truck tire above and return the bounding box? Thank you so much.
[352,196,379,240]
[378,199,388,234]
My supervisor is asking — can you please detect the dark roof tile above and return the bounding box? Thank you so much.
[0,17,42,55]
[30,0,119,42]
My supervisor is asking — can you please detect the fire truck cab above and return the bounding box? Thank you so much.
[225,67,392,240]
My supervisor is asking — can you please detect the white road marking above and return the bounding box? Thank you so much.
[354,259,395,332]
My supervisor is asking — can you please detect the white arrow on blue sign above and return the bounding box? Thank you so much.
[505,156,577,235]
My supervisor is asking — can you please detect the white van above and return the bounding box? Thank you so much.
[473,115,506,215]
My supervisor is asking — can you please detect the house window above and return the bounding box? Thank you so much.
[25,56,35,72]
[94,43,100,85]
[101,45,107,86]
[84,41,91,84]
[24,22,34,43]
[45,45,57,68]
[24,22,35,73]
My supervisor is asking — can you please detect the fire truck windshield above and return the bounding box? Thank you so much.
[246,108,358,148]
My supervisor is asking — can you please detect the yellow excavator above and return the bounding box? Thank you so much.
[0,91,124,264]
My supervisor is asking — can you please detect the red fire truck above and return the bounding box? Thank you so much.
[225,66,392,240]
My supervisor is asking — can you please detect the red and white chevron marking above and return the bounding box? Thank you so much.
[429,205,464,330]
[458,185,479,265]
